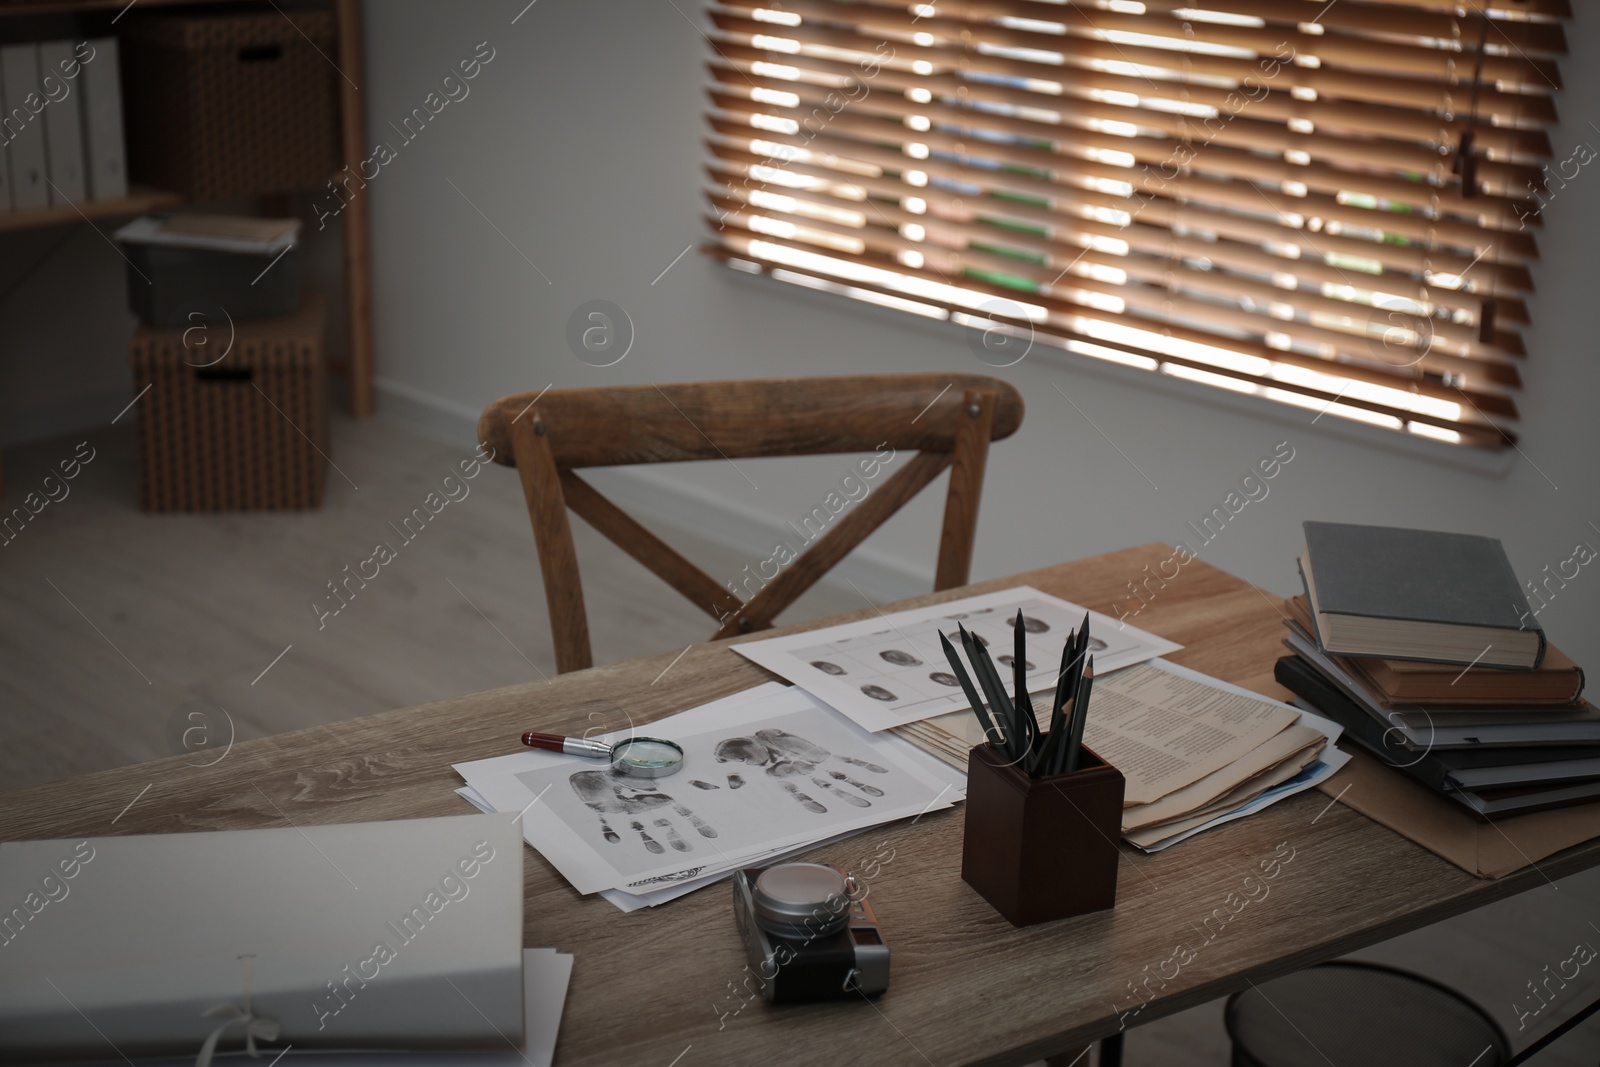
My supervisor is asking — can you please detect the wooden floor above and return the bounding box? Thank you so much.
[0,413,868,788]
[3,414,1598,1065]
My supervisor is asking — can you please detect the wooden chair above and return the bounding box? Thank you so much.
[477,374,1025,673]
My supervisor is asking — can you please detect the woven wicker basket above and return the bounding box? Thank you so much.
[122,10,340,200]
[130,296,328,511]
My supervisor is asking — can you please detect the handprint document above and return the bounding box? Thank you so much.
[455,684,954,896]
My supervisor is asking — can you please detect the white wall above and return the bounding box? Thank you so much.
[9,0,1595,667]
[358,0,1600,666]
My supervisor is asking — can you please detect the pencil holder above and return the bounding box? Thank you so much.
[961,742,1124,926]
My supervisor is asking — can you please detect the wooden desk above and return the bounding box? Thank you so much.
[6,543,1598,1066]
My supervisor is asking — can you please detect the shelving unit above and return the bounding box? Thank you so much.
[0,0,374,442]
[0,184,182,234]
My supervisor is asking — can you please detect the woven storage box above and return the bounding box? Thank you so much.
[121,10,339,200]
[130,295,327,511]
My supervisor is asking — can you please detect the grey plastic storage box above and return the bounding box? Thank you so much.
[114,214,300,328]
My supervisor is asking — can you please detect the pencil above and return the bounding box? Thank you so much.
[1039,629,1075,777]
[1012,611,1041,771]
[962,625,1020,762]
[939,629,1004,750]
[1051,622,1092,775]
[1063,656,1095,773]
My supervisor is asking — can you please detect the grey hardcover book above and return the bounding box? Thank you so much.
[1301,521,1544,669]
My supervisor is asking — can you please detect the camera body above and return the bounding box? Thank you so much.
[732,863,890,1003]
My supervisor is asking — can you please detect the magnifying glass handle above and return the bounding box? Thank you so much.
[522,732,612,758]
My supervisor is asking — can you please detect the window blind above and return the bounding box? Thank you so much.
[700,0,1570,448]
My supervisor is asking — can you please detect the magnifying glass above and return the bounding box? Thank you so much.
[521,731,685,778]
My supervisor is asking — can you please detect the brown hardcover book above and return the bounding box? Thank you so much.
[1287,596,1585,707]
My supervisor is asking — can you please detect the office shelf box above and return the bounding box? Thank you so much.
[123,241,300,328]
[121,11,340,200]
[129,295,327,511]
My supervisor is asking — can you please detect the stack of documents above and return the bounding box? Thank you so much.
[727,586,1344,852]
[454,683,963,912]
[903,658,1348,850]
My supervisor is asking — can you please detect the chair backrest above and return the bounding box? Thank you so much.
[478,374,1025,673]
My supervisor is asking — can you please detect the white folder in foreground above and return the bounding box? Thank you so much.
[0,813,525,1062]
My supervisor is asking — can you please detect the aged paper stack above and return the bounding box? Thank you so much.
[897,659,1349,850]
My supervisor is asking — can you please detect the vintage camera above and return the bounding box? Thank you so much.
[732,861,890,1003]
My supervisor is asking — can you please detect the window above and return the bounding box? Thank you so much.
[702,0,1571,448]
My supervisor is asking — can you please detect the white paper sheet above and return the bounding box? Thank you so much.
[730,586,1182,731]
[86,949,573,1067]
[457,786,861,912]
[454,683,958,897]
[458,709,966,915]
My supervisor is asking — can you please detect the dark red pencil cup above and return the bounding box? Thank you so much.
[961,742,1125,926]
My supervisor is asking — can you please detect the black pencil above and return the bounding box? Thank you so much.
[940,630,1004,750]
[1039,629,1075,776]
[1012,611,1041,771]
[961,625,1019,762]
[1050,622,1091,775]
[1063,656,1095,773]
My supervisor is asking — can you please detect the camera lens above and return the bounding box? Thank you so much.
[751,863,851,940]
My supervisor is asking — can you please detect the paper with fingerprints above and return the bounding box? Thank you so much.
[732,586,1182,732]
[513,710,940,892]
[457,684,953,896]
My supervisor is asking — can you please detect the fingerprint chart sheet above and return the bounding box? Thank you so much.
[732,586,1182,731]
[453,683,957,896]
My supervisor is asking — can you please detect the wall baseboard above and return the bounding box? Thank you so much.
[375,380,932,606]
[2,387,134,448]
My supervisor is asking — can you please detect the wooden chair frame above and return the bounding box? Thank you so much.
[478,374,1025,673]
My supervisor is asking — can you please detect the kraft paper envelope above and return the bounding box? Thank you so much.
[1317,752,1600,879]
[0,813,524,1061]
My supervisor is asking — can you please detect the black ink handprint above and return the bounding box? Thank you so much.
[568,769,717,854]
[712,729,890,813]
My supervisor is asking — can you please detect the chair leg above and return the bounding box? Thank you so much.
[1042,1034,1121,1067]
[933,387,996,591]
[509,413,591,673]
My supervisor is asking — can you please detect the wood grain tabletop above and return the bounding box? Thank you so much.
[6,543,1595,1067]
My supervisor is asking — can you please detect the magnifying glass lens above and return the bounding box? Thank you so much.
[613,738,682,772]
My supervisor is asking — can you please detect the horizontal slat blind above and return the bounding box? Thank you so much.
[700,0,1570,447]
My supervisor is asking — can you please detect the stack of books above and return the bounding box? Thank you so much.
[1276,521,1596,818]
